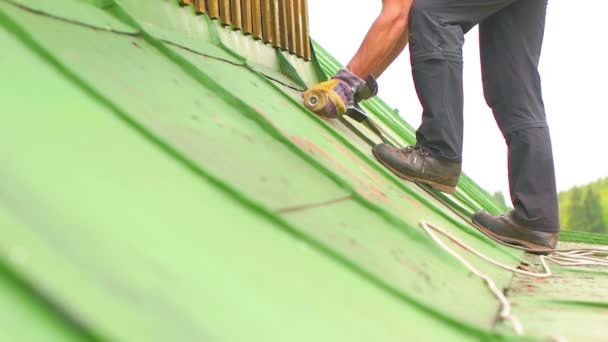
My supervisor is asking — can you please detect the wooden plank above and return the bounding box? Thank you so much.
[219,0,232,26]
[207,0,220,19]
[241,0,253,35]
[294,0,303,57]
[286,0,296,54]
[301,0,311,60]
[278,0,289,50]
[193,0,206,14]
[270,0,281,48]
[231,0,243,30]
[261,0,274,44]
[251,0,263,39]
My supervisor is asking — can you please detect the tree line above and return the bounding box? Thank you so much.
[558,177,608,234]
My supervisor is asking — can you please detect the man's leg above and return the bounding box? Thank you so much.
[409,0,516,162]
[478,0,559,232]
[373,0,514,193]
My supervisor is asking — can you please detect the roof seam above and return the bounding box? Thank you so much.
[262,73,305,92]
[0,257,102,342]
[1,0,138,36]
[0,7,113,341]
[274,195,352,214]
[160,38,244,66]
[161,38,306,92]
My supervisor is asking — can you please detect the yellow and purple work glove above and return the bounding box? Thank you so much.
[302,68,378,118]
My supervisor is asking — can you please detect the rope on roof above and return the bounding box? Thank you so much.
[419,220,608,338]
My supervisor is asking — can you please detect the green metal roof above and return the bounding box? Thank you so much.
[0,0,606,341]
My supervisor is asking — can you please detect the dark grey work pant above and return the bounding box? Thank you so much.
[409,0,559,231]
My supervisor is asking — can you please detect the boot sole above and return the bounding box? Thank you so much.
[372,149,456,194]
[471,218,554,255]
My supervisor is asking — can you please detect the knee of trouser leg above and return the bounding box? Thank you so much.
[494,110,549,138]
[409,1,464,63]
[504,125,551,147]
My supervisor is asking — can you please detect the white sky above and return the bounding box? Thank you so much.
[308,0,608,198]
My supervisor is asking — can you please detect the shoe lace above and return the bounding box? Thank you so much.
[400,146,431,157]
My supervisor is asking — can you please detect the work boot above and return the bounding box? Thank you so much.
[372,143,461,194]
[471,211,558,254]
[302,69,377,118]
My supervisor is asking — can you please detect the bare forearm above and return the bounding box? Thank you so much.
[347,1,411,79]
[372,26,409,78]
